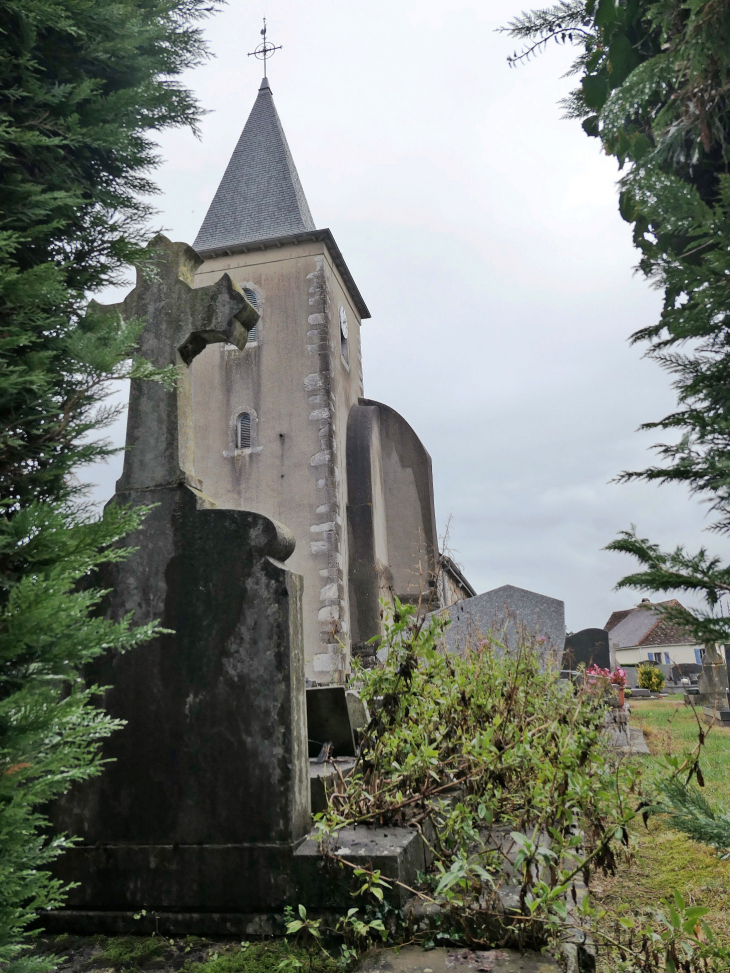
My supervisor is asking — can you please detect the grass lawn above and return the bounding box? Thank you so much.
[591,699,730,968]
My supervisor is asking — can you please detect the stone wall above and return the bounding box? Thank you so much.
[347,399,439,656]
[192,240,364,683]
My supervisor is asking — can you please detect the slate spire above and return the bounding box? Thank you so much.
[194,77,315,255]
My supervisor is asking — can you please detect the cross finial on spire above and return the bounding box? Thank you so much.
[247,17,282,79]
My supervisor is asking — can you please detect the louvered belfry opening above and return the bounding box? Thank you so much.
[237,412,252,449]
[243,288,259,342]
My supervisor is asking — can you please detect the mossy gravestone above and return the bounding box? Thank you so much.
[49,237,310,931]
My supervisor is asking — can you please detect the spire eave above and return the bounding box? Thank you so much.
[194,228,371,321]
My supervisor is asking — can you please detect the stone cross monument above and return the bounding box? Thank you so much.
[50,237,311,929]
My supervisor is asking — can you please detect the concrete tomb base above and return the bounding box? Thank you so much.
[354,946,560,973]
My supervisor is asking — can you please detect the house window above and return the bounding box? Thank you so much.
[664,652,670,665]
[236,412,252,449]
[695,648,705,664]
[243,288,259,344]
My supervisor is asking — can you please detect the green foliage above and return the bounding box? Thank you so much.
[100,936,167,969]
[650,778,730,856]
[0,0,217,510]
[33,938,339,973]
[299,605,730,970]
[0,0,221,968]
[0,502,169,972]
[600,889,730,973]
[182,940,336,973]
[637,662,666,692]
[315,601,630,951]
[503,0,730,641]
[279,900,390,971]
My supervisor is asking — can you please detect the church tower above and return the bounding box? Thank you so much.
[188,70,467,685]
[190,77,369,684]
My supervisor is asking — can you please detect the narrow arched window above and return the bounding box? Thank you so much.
[243,288,259,343]
[339,305,349,365]
[236,412,252,449]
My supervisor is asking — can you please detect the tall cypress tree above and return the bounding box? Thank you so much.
[503,0,730,642]
[0,1,221,967]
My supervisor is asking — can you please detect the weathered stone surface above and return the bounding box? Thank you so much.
[49,237,308,922]
[346,689,369,736]
[309,757,356,815]
[52,487,308,913]
[294,826,426,907]
[114,235,258,495]
[346,402,392,651]
[367,399,439,607]
[697,643,730,722]
[346,399,441,652]
[353,946,560,973]
[433,585,565,667]
[562,628,610,671]
[624,666,639,688]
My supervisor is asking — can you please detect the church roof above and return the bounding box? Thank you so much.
[194,77,371,320]
[194,77,315,254]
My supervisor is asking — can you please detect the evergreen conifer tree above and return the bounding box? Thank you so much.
[503,0,730,642]
[0,1,220,967]
[651,778,730,854]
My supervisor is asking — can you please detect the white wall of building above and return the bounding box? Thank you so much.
[614,643,702,666]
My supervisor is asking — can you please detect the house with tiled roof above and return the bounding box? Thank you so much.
[605,599,703,666]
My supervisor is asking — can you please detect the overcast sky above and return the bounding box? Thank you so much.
[89,0,728,632]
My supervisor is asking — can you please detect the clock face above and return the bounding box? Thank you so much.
[339,305,349,340]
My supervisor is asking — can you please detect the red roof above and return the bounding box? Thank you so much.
[603,600,698,648]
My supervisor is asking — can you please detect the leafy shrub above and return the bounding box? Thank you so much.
[316,601,630,950]
[288,601,730,971]
[638,663,666,692]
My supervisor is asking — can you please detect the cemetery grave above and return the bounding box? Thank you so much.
[34,239,730,971]
[44,239,597,949]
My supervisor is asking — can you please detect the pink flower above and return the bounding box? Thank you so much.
[609,667,627,687]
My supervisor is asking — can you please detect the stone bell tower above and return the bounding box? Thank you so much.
[190,77,370,684]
